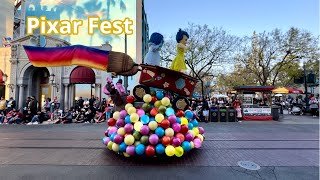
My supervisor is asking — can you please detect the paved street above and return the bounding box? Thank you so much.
[0,114,318,180]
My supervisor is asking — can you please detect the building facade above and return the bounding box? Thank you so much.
[0,0,149,110]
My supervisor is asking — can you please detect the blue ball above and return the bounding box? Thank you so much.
[191,119,198,127]
[135,144,146,155]
[176,117,181,124]
[188,122,194,130]
[165,107,175,116]
[110,133,117,142]
[185,110,193,119]
[119,142,127,152]
[156,91,164,99]
[155,144,165,154]
[149,117,155,121]
[155,127,165,138]
[125,115,131,124]
[181,141,191,152]
[141,115,150,124]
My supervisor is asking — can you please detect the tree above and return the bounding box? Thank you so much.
[160,24,239,79]
[234,28,319,86]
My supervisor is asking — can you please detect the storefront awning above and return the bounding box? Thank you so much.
[0,70,4,84]
[70,66,95,84]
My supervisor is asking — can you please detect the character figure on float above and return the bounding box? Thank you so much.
[144,32,164,66]
[170,29,190,73]
[103,78,127,111]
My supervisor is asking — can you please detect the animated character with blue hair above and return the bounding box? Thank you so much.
[144,32,164,66]
[170,29,189,72]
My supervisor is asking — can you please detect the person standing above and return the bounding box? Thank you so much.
[29,96,38,117]
[78,97,84,111]
[233,98,242,121]
[309,97,319,117]
[202,98,210,123]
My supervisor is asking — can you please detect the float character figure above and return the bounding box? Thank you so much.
[144,32,164,66]
[170,29,189,73]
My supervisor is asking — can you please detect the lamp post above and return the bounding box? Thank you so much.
[50,73,59,92]
[2,74,14,93]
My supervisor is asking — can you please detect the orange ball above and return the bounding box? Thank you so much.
[175,133,185,142]
[161,136,171,146]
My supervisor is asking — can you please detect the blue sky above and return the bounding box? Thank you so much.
[144,0,319,38]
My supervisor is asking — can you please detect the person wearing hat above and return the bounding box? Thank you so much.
[115,79,126,96]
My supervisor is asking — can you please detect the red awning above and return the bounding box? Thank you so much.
[286,87,304,94]
[70,66,95,84]
[0,70,4,84]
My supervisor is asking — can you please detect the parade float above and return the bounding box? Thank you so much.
[23,30,205,158]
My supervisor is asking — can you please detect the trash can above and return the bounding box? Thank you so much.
[210,107,218,122]
[272,106,280,121]
[227,107,236,122]
[219,107,227,122]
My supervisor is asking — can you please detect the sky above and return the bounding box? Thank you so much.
[144,0,319,38]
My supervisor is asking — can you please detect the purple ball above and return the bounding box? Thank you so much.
[140,125,150,135]
[124,124,133,133]
[149,134,159,145]
[172,137,181,147]
[168,115,177,124]
[113,134,124,144]
[120,110,128,119]
[172,123,181,133]
[104,130,109,137]
[103,137,110,145]
[199,127,205,134]
[126,145,136,156]
[116,119,125,127]
[108,127,118,135]
[137,109,145,117]
[193,138,202,148]
[193,112,197,119]
[185,132,193,142]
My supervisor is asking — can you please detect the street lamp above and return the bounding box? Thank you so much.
[50,73,59,92]
[2,73,14,92]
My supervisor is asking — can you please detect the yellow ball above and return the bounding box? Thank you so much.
[127,107,136,115]
[148,121,158,131]
[143,94,152,103]
[134,121,143,132]
[124,135,135,145]
[154,101,162,108]
[117,127,125,136]
[107,141,114,150]
[193,127,199,136]
[197,134,204,142]
[181,117,188,125]
[190,141,194,149]
[134,141,141,146]
[125,103,133,111]
[161,97,170,106]
[123,152,130,157]
[155,114,164,123]
[165,145,175,157]
[130,113,139,123]
[165,128,174,137]
[175,146,184,157]
[112,143,120,152]
[112,111,120,120]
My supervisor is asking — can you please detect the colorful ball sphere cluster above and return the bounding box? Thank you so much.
[102,91,205,157]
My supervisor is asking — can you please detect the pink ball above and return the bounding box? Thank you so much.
[108,127,118,135]
[120,110,128,119]
[103,137,110,145]
[137,109,145,117]
[172,123,181,133]
[140,125,150,135]
[168,115,177,124]
[149,134,159,145]
[172,137,181,147]
[126,145,136,155]
[185,132,193,142]
[116,119,125,127]
[193,138,202,148]
[113,134,123,144]
[199,127,205,134]
[124,124,133,133]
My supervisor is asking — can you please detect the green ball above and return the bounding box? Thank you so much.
[150,90,156,96]
[158,105,166,114]
[107,141,113,150]
[140,135,149,145]
[168,103,173,107]
[154,101,162,108]
[133,131,142,140]
[142,103,151,112]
